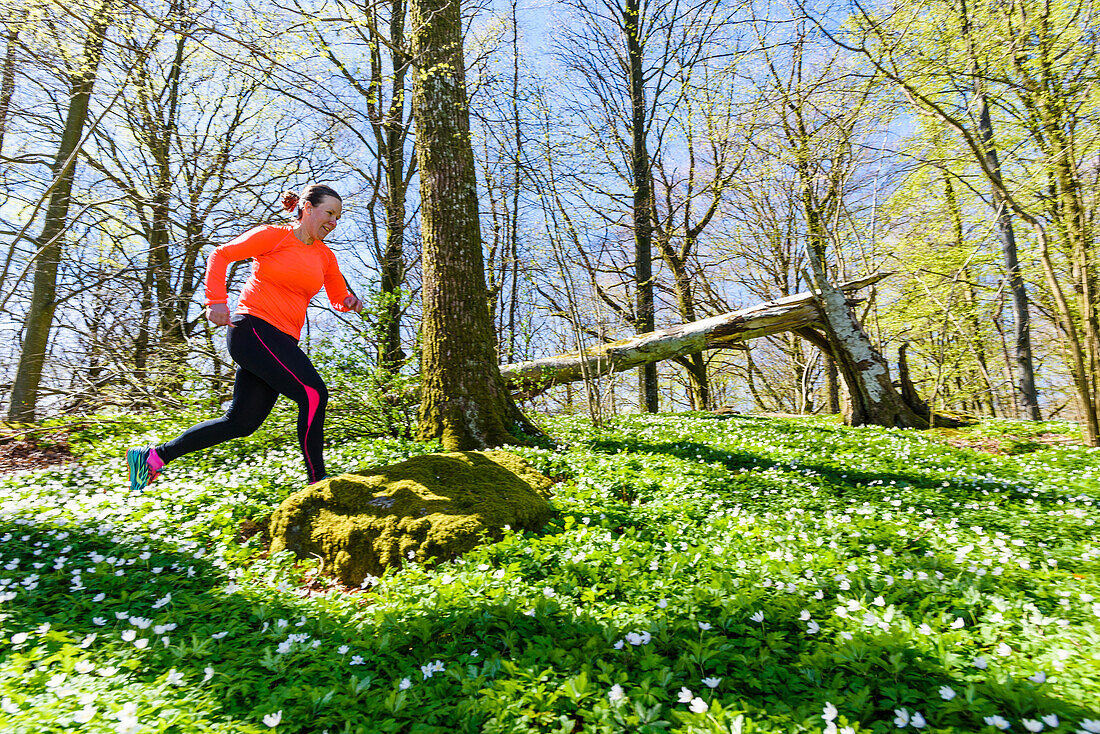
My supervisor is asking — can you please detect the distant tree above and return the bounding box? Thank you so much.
[710,134,823,413]
[813,0,1099,441]
[957,0,1039,420]
[305,0,417,374]
[0,19,19,155]
[651,62,746,410]
[553,0,743,413]
[757,21,928,428]
[885,152,1006,419]
[7,0,112,422]
[469,0,542,365]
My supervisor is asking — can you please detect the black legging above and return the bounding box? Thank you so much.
[157,314,329,482]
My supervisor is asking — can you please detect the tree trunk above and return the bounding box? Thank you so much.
[380,0,410,373]
[943,170,997,417]
[658,229,712,411]
[683,353,710,410]
[145,30,188,395]
[0,22,18,155]
[1043,124,1100,435]
[501,272,889,396]
[506,0,522,363]
[806,262,927,429]
[897,342,930,417]
[409,0,539,449]
[824,355,840,413]
[625,0,657,413]
[975,97,1041,420]
[1033,222,1099,443]
[7,3,110,422]
[997,0,1098,442]
[957,0,1041,420]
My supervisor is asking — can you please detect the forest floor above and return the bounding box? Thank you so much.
[0,425,76,473]
[0,411,1097,733]
[0,415,1084,472]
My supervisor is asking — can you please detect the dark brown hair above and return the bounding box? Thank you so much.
[280,184,342,218]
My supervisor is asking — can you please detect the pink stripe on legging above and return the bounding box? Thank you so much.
[251,325,321,480]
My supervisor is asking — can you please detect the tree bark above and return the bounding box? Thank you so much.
[142,28,188,395]
[409,0,539,449]
[501,272,890,396]
[824,355,840,413]
[7,2,110,422]
[379,0,411,373]
[804,250,928,429]
[625,0,658,413]
[974,96,1040,420]
[0,22,18,155]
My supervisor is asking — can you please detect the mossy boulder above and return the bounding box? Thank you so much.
[268,451,554,586]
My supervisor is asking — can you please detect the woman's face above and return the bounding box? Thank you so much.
[301,196,342,241]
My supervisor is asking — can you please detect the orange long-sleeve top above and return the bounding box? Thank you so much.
[204,224,353,340]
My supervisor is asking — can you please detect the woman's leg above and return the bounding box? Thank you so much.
[128,326,279,490]
[155,366,279,463]
[223,315,329,483]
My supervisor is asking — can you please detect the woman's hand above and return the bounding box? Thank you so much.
[343,294,364,313]
[206,303,231,326]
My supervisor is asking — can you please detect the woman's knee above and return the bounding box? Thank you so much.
[299,381,328,414]
[222,412,265,438]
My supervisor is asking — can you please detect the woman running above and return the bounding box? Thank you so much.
[127,184,363,490]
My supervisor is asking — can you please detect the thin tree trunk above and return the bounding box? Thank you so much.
[410,0,539,449]
[506,0,522,363]
[145,29,188,394]
[943,171,997,416]
[824,355,840,413]
[684,353,710,410]
[0,22,18,155]
[625,0,657,413]
[7,3,110,422]
[380,0,410,373]
[959,0,1041,420]
[975,99,1041,420]
[1044,127,1100,429]
[661,242,708,409]
[1033,224,1099,443]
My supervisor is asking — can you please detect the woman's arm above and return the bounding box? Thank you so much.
[321,246,364,313]
[203,226,277,323]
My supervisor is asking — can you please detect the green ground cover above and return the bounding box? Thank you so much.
[0,413,1098,733]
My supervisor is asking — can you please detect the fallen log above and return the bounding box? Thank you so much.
[500,272,891,397]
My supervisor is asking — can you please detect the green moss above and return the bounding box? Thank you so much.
[268,451,554,586]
